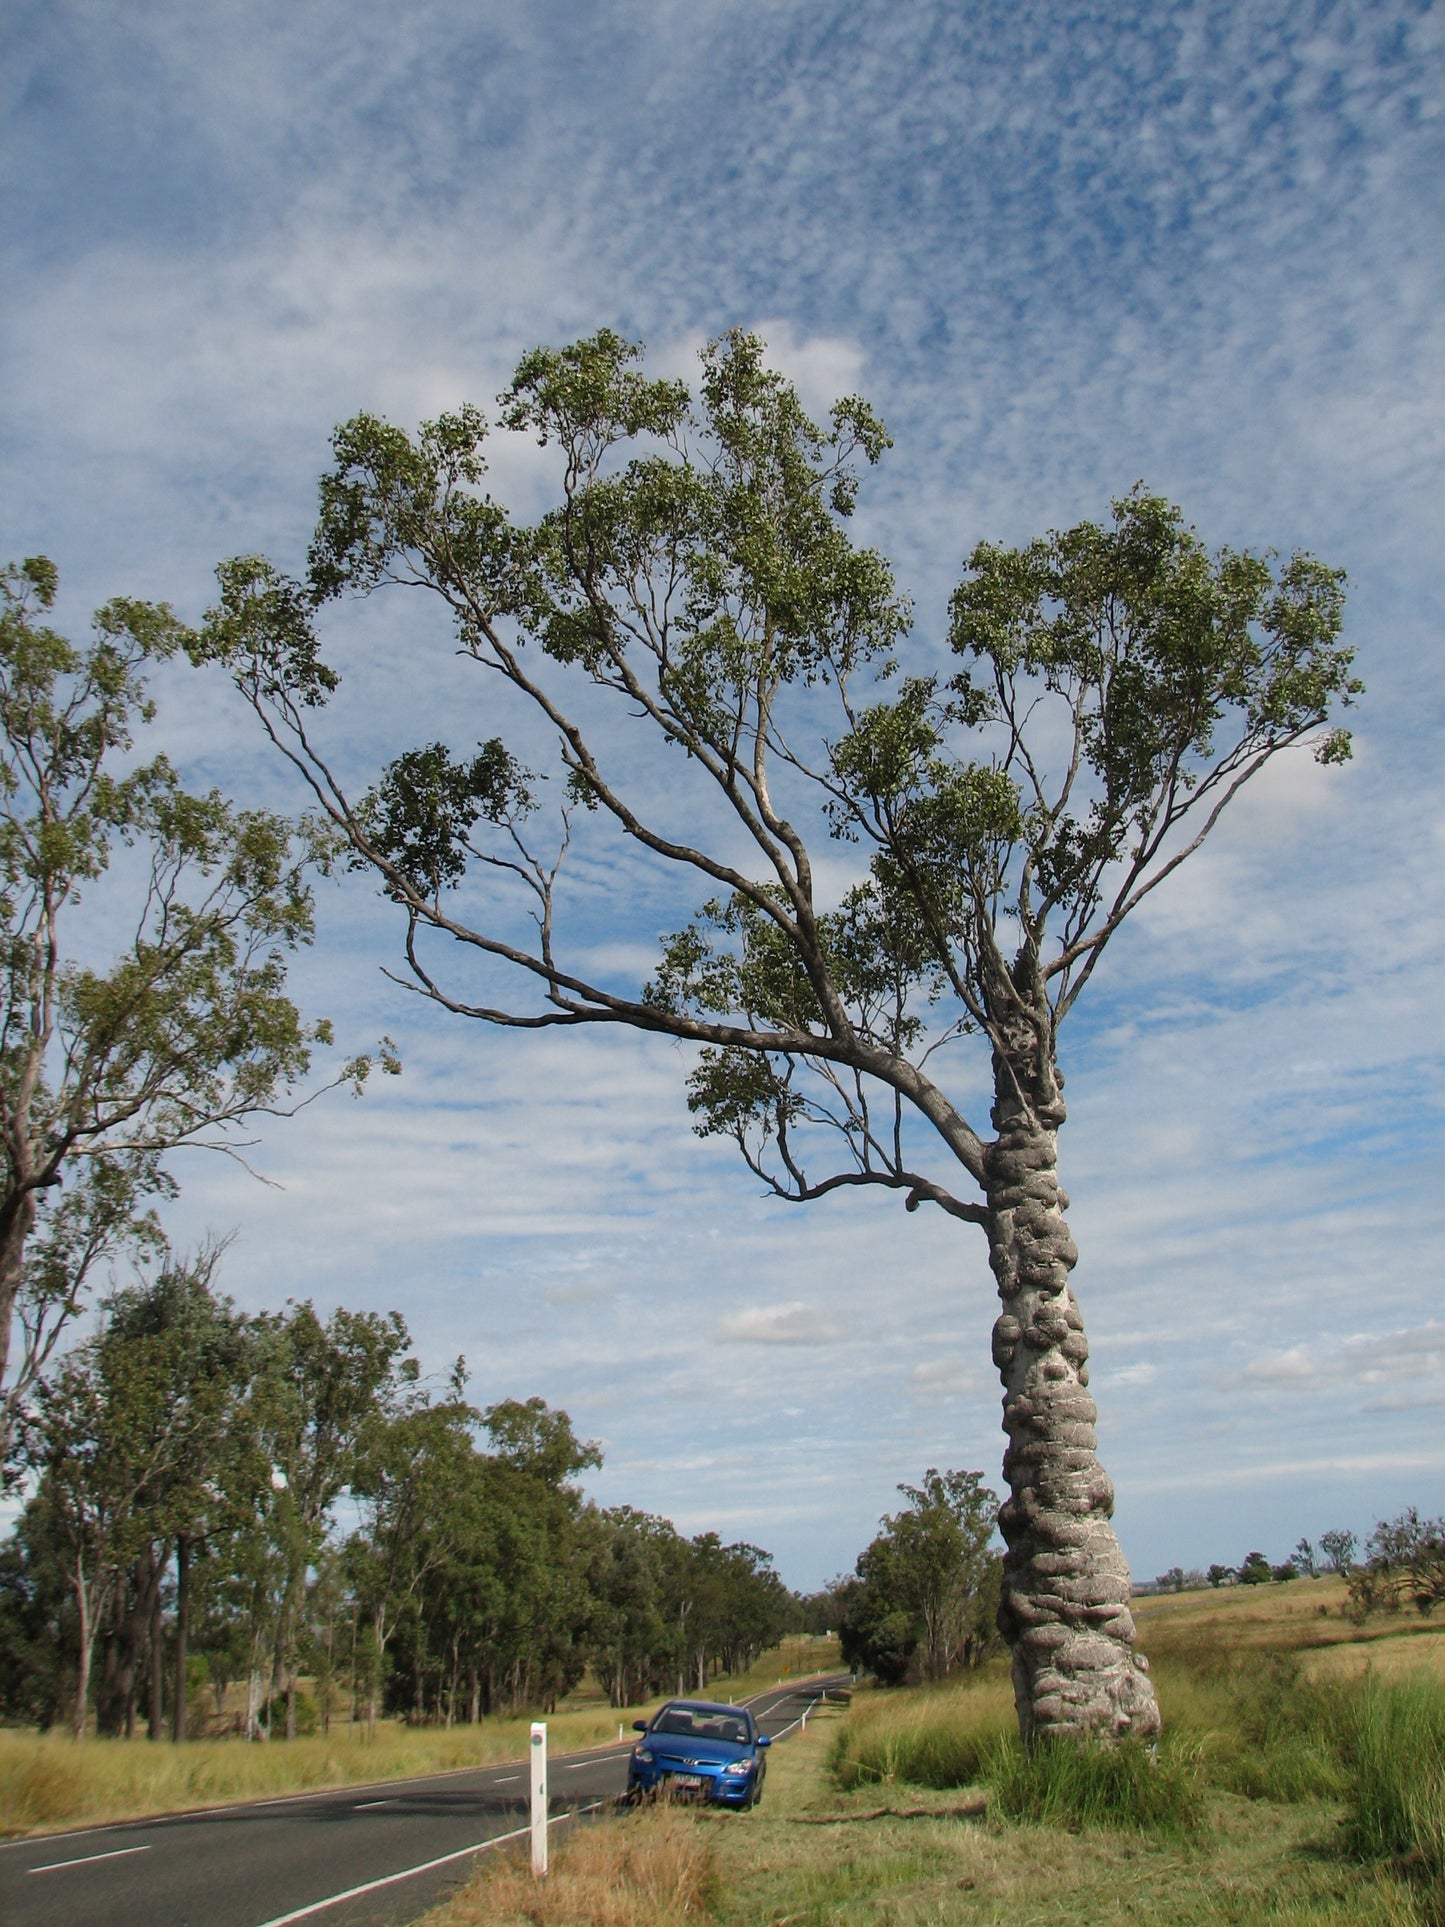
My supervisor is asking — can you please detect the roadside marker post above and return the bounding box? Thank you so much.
[530,1722,548,1877]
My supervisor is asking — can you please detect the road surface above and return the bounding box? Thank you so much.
[0,1674,850,1927]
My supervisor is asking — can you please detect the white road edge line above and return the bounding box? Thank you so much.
[0,1673,844,1861]
[29,1844,153,1874]
[247,1801,606,1927]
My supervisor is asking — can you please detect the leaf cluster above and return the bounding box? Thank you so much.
[192,336,1361,1230]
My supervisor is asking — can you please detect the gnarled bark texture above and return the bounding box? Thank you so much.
[987,1038,1160,1747]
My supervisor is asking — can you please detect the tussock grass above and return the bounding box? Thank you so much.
[828,1672,1015,1791]
[424,1807,718,1927]
[828,1669,1203,1834]
[988,1731,1204,1835]
[1193,1655,1352,1803]
[1343,1675,1445,1914]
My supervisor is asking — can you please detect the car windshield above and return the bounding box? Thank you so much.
[652,1706,751,1745]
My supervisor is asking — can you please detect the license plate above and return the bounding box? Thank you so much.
[670,1774,703,1789]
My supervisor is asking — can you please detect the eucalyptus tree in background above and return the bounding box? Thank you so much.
[347,1370,476,1736]
[25,1254,242,1739]
[197,330,1360,1745]
[837,1468,1000,1685]
[0,558,388,1460]
[250,1302,416,1740]
[1320,1528,1358,1575]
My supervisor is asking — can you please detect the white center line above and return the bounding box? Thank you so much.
[29,1844,152,1875]
[353,1799,397,1809]
[492,1774,520,1783]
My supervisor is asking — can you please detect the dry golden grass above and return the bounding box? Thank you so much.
[428,1808,719,1927]
[1306,1630,1445,1684]
[0,1639,843,1841]
[0,1706,629,1839]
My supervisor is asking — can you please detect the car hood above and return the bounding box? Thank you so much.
[646,1733,755,1765]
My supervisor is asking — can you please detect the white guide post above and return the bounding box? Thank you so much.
[529,1721,548,1877]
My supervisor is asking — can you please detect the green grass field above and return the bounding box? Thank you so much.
[429,1580,1445,1927]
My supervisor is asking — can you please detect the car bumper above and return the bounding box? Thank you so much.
[627,1768,757,1804]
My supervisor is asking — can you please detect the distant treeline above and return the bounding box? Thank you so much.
[0,1250,799,1739]
[1148,1515,1445,1618]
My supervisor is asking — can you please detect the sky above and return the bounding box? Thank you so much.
[2,0,1442,1594]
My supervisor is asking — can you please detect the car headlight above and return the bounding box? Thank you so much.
[722,1759,753,1775]
[633,1747,653,1764]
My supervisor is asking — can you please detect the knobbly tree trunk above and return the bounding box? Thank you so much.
[986,1025,1160,1747]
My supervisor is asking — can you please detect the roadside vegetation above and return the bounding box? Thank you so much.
[0,1634,841,1838]
[0,1255,804,1753]
[428,1580,1443,1927]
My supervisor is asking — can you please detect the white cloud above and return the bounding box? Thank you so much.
[1241,1325,1445,1396]
[714,1302,846,1345]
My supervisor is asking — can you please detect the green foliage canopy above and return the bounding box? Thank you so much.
[193,330,1359,1237]
[0,558,387,1456]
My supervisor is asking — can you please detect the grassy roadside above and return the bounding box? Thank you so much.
[421,1699,1432,1927]
[0,1636,841,1840]
[422,1588,1444,1926]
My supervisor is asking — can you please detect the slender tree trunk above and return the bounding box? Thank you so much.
[285,1674,296,1741]
[0,1186,38,1458]
[97,1598,128,1737]
[73,1578,93,1741]
[172,1535,189,1742]
[148,1553,165,1740]
[986,1033,1160,1747]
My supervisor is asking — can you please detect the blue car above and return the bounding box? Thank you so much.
[627,1698,772,1807]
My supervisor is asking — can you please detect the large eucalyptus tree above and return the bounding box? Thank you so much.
[197,331,1358,1744]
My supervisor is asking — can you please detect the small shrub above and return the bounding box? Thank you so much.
[264,1692,318,1737]
[988,1731,1204,1836]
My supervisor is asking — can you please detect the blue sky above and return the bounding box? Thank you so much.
[2,0,1442,1592]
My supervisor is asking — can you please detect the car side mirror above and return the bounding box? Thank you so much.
[757,1733,772,1748]
[633,1719,648,1733]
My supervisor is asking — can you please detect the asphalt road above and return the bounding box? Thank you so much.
[1,1674,851,1927]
